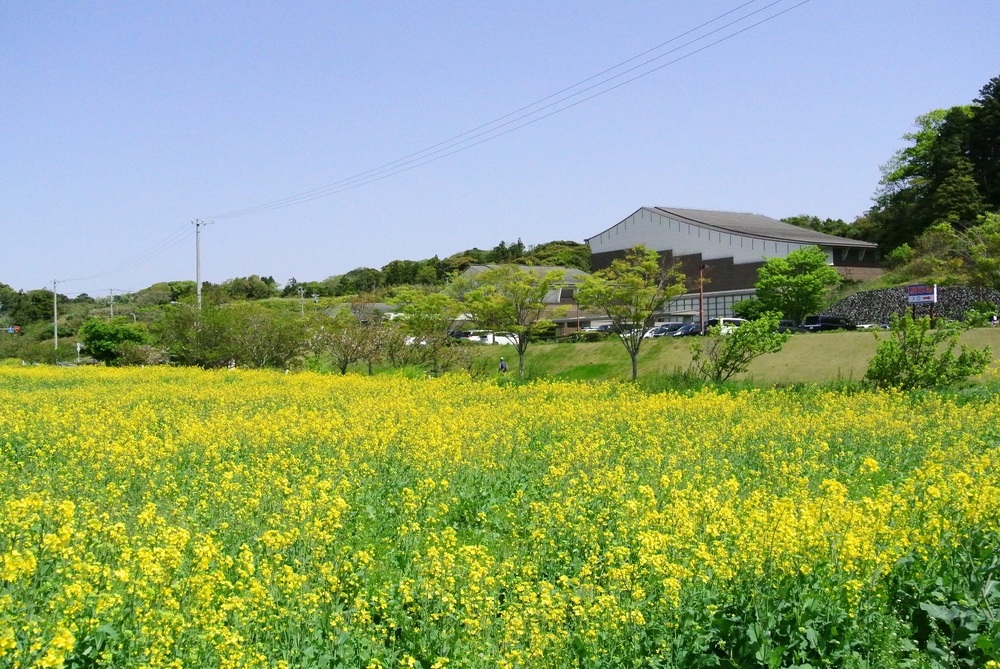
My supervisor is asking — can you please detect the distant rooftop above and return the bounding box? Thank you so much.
[588,207,876,248]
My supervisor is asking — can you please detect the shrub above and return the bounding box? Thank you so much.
[965,300,998,327]
[689,313,790,383]
[79,317,149,366]
[863,314,991,389]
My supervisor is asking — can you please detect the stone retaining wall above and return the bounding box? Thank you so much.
[824,286,1000,325]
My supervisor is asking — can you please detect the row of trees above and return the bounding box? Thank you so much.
[21,240,992,390]
[65,246,681,380]
[323,239,591,298]
[15,241,834,383]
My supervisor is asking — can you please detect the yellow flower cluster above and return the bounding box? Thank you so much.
[1,367,998,667]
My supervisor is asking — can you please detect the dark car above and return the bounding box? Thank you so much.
[801,315,856,332]
[776,319,806,333]
[643,322,684,339]
[672,323,703,337]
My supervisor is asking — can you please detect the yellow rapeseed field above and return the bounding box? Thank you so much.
[1,367,998,668]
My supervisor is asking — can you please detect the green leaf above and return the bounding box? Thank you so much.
[920,601,958,623]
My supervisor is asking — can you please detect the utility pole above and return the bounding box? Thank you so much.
[698,264,709,335]
[297,286,306,316]
[192,219,213,310]
[109,288,114,318]
[52,280,59,350]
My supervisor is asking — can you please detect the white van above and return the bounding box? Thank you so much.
[705,318,747,334]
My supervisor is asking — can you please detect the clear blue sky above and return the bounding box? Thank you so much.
[3,1,999,296]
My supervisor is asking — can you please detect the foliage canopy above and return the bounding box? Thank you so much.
[577,245,685,380]
[863,314,991,390]
[754,246,842,324]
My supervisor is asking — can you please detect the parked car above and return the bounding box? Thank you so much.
[642,326,665,339]
[705,317,747,334]
[801,315,857,332]
[643,322,684,339]
[776,319,806,333]
[672,323,703,337]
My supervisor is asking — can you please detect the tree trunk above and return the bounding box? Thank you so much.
[517,336,529,378]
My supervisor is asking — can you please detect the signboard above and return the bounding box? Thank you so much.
[907,284,937,304]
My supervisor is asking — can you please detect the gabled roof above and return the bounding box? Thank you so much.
[588,207,877,249]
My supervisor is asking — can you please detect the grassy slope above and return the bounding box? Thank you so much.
[481,328,1000,384]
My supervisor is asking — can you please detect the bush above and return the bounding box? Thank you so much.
[863,314,991,389]
[689,314,790,383]
[965,300,998,327]
[79,317,150,366]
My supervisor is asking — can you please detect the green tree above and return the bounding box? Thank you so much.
[863,314,991,389]
[395,288,468,376]
[885,213,1000,289]
[159,302,307,369]
[79,317,150,366]
[311,311,373,374]
[868,75,1000,251]
[964,213,1000,290]
[486,239,526,263]
[9,288,57,326]
[520,240,592,271]
[381,260,423,287]
[458,265,563,377]
[781,215,854,238]
[222,275,278,300]
[754,246,841,324]
[577,245,686,380]
[0,282,17,324]
[730,297,767,321]
[689,314,790,383]
[969,74,1000,207]
[334,267,382,296]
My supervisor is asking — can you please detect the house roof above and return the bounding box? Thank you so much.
[588,207,877,249]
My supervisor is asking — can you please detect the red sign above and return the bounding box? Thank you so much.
[907,284,937,304]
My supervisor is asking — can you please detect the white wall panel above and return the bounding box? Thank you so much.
[589,209,828,265]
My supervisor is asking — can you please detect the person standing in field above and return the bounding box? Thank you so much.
[499,357,508,374]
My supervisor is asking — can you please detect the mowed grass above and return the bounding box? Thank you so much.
[478,327,1000,384]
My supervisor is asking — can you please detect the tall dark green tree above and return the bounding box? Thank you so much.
[970,75,1000,206]
[867,74,1000,252]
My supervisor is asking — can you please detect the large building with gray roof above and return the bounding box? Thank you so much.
[587,207,880,321]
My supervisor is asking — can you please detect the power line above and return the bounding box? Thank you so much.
[206,0,811,220]
[209,0,767,219]
[58,224,194,285]
[41,1,811,294]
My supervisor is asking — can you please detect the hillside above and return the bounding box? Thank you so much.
[472,327,1000,385]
